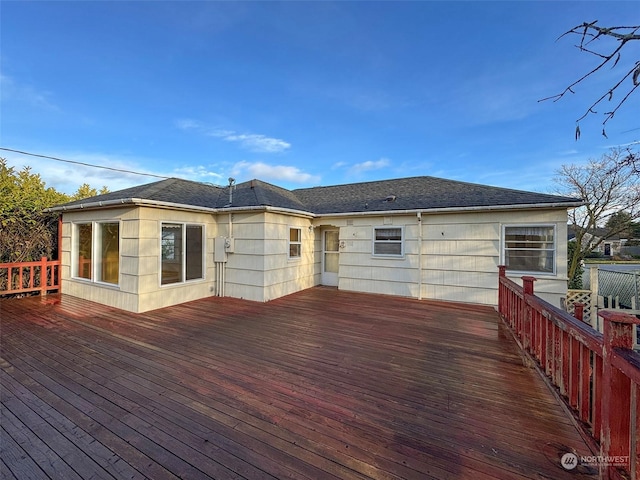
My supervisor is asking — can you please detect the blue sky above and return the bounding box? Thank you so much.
[1,1,638,195]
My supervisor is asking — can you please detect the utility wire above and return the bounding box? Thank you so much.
[0,147,172,180]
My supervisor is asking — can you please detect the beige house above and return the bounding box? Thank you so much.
[50,176,582,313]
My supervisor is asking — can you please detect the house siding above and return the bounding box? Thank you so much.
[61,206,219,313]
[60,203,570,312]
[316,209,569,307]
[262,212,315,301]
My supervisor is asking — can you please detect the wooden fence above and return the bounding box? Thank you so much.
[0,257,61,296]
[498,266,640,480]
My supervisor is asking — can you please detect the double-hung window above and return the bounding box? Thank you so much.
[373,227,403,256]
[503,225,555,274]
[289,227,301,259]
[73,222,120,285]
[161,223,204,285]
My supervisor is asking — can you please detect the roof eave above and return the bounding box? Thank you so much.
[49,198,316,218]
[313,200,585,217]
[48,198,219,214]
[48,197,583,217]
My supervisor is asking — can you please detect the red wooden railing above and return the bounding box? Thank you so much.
[498,266,640,480]
[0,257,61,296]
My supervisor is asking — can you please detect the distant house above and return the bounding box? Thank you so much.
[568,226,637,257]
[50,176,582,313]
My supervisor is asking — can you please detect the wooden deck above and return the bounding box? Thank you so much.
[1,287,597,479]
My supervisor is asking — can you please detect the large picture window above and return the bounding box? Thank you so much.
[73,222,120,284]
[161,223,204,285]
[373,227,403,256]
[504,225,555,274]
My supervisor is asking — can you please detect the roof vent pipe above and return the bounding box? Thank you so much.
[385,195,397,202]
[228,177,236,205]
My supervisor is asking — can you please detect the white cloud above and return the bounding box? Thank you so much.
[3,151,159,195]
[175,118,201,130]
[222,133,291,153]
[176,118,291,153]
[2,149,229,195]
[232,161,319,184]
[172,165,224,181]
[0,74,59,111]
[331,161,348,169]
[350,158,390,174]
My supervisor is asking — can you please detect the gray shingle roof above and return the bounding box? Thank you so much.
[293,176,581,214]
[58,178,224,209]
[53,176,582,214]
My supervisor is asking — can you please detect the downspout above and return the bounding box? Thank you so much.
[417,212,423,300]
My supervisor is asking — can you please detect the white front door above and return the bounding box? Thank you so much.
[322,230,339,286]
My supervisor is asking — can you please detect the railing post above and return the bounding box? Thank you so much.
[600,310,640,479]
[590,266,599,329]
[40,256,48,295]
[521,276,536,351]
[574,302,584,322]
[57,215,63,292]
[498,266,506,315]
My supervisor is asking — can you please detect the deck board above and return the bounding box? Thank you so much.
[1,287,597,479]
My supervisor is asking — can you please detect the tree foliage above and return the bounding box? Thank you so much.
[567,241,584,289]
[541,21,640,138]
[554,147,640,282]
[70,183,110,201]
[0,158,109,263]
[605,211,634,238]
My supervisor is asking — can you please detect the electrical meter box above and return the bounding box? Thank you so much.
[214,237,228,262]
[224,237,235,253]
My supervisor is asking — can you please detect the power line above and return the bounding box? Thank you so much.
[0,147,172,180]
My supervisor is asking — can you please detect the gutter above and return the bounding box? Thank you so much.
[314,200,585,218]
[47,198,316,218]
[48,198,584,218]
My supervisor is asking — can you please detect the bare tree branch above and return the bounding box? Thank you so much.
[540,21,640,137]
[554,147,640,281]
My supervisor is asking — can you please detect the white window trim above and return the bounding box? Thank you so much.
[502,223,557,275]
[288,227,302,260]
[159,222,206,287]
[71,221,121,286]
[372,226,404,258]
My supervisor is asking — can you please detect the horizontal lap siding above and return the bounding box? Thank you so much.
[136,209,217,312]
[337,216,418,298]
[61,208,141,312]
[60,206,569,310]
[223,212,314,302]
[422,219,500,304]
[223,213,267,301]
[262,213,315,302]
[62,207,219,313]
[330,210,568,307]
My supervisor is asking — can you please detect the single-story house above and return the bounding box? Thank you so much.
[49,176,583,313]
[568,225,640,258]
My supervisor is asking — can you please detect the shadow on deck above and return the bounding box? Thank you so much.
[1,287,596,479]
